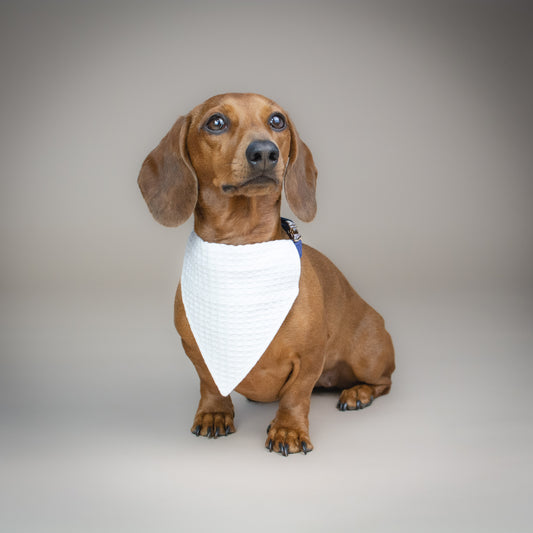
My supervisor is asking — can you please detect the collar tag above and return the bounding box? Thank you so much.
[280,217,303,258]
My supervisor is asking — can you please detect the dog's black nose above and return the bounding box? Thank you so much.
[246,140,279,168]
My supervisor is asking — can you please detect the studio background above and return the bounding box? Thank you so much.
[1,1,532,532]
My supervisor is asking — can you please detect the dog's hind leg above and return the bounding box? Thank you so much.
[335,307,395,411]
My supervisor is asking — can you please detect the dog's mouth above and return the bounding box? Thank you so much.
[222,175,279,194]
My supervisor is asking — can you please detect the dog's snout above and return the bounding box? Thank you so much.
[246,140,279,168]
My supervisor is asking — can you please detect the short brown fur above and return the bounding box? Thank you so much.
[138,93,395,455]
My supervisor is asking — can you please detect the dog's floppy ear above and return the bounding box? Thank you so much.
[138,115,197,227]
[284,118,318,222]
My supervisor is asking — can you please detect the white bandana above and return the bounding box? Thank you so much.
[181,232,301,396]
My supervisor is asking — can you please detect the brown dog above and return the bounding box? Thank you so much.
[138,93,395,455]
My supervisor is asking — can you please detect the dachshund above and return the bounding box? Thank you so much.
[138,93,395,455]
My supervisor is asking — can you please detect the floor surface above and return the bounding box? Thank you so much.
[1,286,531,533]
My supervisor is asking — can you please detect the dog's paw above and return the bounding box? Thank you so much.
[191,412,236,438]
[337,384,374,411]
[265,424,313,456]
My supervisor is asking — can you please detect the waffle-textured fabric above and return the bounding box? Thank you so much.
[181,232,301,397]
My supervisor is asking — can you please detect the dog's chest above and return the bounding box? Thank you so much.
[181,231,301,397]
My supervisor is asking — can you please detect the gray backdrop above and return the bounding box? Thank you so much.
[1,1,532,532]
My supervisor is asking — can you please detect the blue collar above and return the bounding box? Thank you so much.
[280,217,303,258]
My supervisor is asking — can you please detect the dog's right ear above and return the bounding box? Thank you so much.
[138,115,197,227]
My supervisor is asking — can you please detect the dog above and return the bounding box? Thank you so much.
[138,93,395,455]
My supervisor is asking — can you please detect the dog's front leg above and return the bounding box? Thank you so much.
[191,376,236,438]
[183,339,236,438]
[265,357,319,456]
[175,290,236,439]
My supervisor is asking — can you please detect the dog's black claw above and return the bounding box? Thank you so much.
[338,402,348,411]
[281,444,289,457]
[206,427,212,438]
[356,400,362,410]
[194,425,201,436]
[301,441,309,455]
[362,397,374,409]
[266,424,271,434]
[214,427,220,439]
[268,439,274,452]
[225,425,231,436]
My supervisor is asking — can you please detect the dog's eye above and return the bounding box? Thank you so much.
[204,114,229,133]
[268,113,286,131]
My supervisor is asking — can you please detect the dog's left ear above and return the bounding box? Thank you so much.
[284,117,318,222]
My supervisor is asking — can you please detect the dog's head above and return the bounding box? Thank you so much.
[138,93,317,226]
